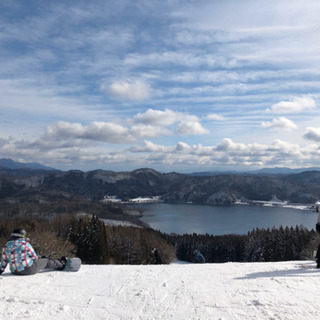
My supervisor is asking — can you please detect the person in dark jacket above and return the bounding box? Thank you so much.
[151,248,163,264]
[0,228,66,275]
[315,204,320,268]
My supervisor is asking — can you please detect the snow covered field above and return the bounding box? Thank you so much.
[1,261,320,320]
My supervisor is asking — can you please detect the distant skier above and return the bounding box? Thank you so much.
[193,249,205,263]
[315,207,320,268]
[151,248,163,264]
[0,228,67,275]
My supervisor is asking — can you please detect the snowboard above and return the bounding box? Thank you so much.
[64,257,81,272]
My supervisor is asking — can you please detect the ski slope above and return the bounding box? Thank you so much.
[1,261,320,319]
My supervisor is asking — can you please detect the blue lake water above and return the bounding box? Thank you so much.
[137,203,318,235]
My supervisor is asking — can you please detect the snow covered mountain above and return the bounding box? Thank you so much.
[0,260,319,319]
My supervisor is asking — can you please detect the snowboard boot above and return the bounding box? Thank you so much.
[59,256,67,270]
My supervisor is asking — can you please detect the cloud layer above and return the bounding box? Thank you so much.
[0,1,320,172]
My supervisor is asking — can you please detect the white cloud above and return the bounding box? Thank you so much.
[134,109,208,136]
[175,142,191,151]
[267,96,316,114]
[45,121,135,144]
[177,116,209,135]
[129,124,171,138]
[215,138,247,153]
[133,109,178,126]
[129,140,169,153]
[267,139,301,154]
[304,127,320,142]
[42,109,208,145]
[205,114,225,121]
[261,117,297,131]
[105,80,151,101]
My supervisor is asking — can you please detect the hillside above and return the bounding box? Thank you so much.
[1,167,320,205]
[1,261,319,319]
[0,158,56,171]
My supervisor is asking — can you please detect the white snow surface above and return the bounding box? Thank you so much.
[1,260,320,319]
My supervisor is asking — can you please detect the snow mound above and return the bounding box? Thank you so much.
[1,261,320,319]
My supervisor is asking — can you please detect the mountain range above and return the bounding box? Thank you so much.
[2,158,320,175]
[1,159,320,205]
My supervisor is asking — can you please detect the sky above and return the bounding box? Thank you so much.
[1,0,320,172]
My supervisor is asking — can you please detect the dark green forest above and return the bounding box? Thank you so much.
[0,213,319,265]
[170,226,317,263]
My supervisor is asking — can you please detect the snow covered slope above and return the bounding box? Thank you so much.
[1,261,320,319]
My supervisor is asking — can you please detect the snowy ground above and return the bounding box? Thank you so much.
[1,260,320,320]
[101,218,142,228]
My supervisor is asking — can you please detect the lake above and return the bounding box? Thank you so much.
[137,203,318,235]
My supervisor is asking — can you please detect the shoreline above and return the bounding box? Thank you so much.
[130,200,315,212]
[103,194,316,211]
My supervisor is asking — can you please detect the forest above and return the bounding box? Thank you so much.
[170,226,318,263]
[0,213,319,265]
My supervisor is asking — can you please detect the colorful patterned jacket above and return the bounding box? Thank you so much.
[0,238,38,274]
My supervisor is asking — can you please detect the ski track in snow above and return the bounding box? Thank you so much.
[1,261,320,319]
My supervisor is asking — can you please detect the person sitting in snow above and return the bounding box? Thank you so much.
[0,228,67,276]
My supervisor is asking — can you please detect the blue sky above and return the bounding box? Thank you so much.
[1,0,320,172]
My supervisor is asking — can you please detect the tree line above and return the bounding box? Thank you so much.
[0,214,319,265]
[169,226,318,263]
[0,214,175,265]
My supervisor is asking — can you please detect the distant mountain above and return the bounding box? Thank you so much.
[1,167,320,205]
[252,167,320,175]
[190,167,320,176]
[0,158,57,171]
[189,170,240,176]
